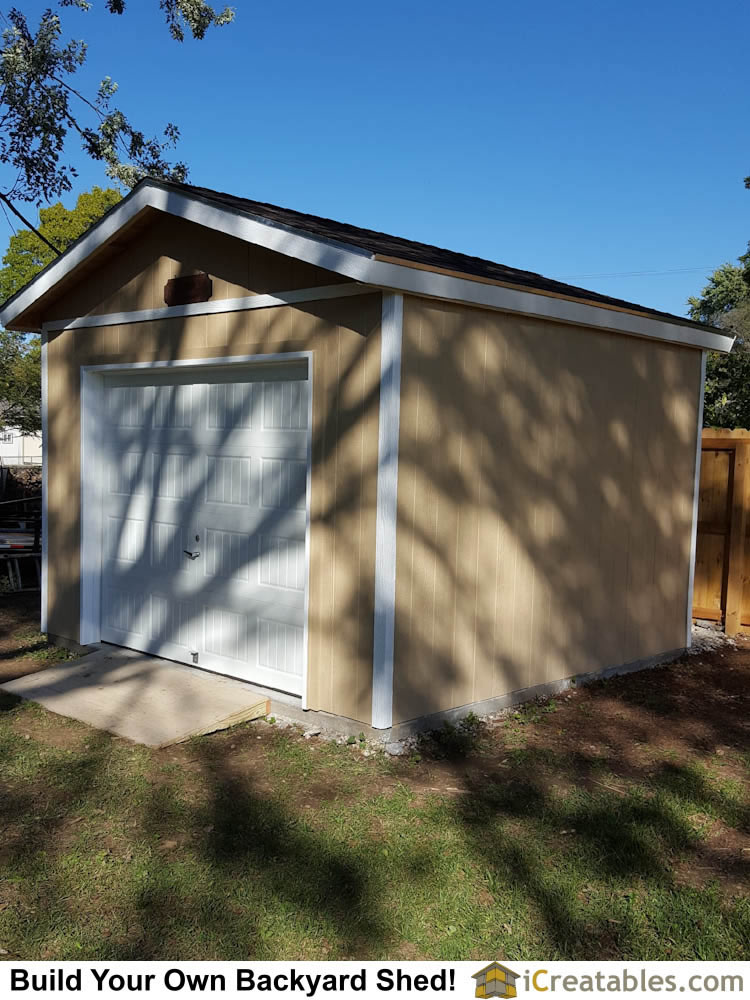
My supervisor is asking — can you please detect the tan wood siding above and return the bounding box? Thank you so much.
[45,292,381,725]
[392,296,701,725]
[45,214,349,323]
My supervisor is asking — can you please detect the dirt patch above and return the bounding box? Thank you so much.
[0,594,40,649]
[674,821,750,894]
[0,593,75,683]
[10,710,91,752]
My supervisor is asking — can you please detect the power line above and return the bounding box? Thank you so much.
[0,199,17,238]
[553,265,719,280]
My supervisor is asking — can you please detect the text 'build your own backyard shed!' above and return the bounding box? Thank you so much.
[0,180,734,735]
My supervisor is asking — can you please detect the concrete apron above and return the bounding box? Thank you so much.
[0,646,270,748]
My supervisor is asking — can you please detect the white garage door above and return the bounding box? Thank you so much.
[99,365,309,695]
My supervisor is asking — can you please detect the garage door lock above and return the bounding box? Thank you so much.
[191,651,199,664]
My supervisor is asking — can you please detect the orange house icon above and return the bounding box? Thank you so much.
[472,963,519,998]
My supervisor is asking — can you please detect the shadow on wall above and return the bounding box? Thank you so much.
[45,286,382,723]
[41,237,700,729]
[390,299,699,724]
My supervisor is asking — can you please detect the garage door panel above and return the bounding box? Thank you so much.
[153,383,193,428]
[202,526,255,582]
[108,451,149,496]
[200,607,304,694]
[203,502,303,538]
[151,450,197,501]
[261,379,308,430]
[105,514,146,567]
[107,384,154,428]
[207,381,257,429]
[258,615,304,677]
[186,432,309,454]
[102,585,150,638]
[260,456,307,511]
[205,453,253,506]
[103,591,201,665]
[100,370,309,693]
[203,605,252,663]
[258,533,306,592]
[148,592,199,651]
[151,519,199,576]
[103,493,199,526]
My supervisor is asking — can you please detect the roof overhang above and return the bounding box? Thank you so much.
[0,180,734,354]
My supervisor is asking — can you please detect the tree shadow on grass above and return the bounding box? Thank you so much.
[439,658,750,959]
[0,713,391,960]
[1,647,749,960]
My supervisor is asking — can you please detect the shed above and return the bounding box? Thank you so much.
[0,180,734,734]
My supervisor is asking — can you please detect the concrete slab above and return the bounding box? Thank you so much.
[0,647,270,747]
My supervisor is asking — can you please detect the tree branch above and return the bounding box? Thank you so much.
[0,192,62,256]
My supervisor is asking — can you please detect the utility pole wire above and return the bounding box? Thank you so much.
[0,193,61,256]
[553,265,717,280]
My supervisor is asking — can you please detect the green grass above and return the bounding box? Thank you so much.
[0,690,748,961]
[6,627,77,663]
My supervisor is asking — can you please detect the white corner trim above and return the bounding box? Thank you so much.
[301,356,314,711]
[371,293,404,729]
[40,326,49,634]
[0,181,734,355]
[686,349,706,648]
[79,367,104,645]
[45,282,368,332]
[78,351,314,702]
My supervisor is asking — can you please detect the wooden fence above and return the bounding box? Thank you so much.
[693,428,750,634]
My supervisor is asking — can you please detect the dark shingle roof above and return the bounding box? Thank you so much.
[166,180,710,331]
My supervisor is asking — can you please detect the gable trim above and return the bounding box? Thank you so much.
[44,282,368,332]
[0,181,734,354]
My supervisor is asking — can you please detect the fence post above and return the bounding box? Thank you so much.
[724,442,750,636]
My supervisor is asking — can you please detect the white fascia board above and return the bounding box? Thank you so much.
[0,185,157,328]
[367,266,735,354]
[150,188,735,353]
[1,182,734,354]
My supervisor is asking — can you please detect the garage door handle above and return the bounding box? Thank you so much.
[183,550,201,560]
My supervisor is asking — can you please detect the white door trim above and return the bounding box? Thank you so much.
[40,325,49,634]
[686,349,706,648]
[79,350,313,706]
[371,293,403,729]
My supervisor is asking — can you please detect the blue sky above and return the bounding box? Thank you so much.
[13,0,750,315]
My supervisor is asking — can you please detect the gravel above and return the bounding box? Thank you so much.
[690,623,736,655]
